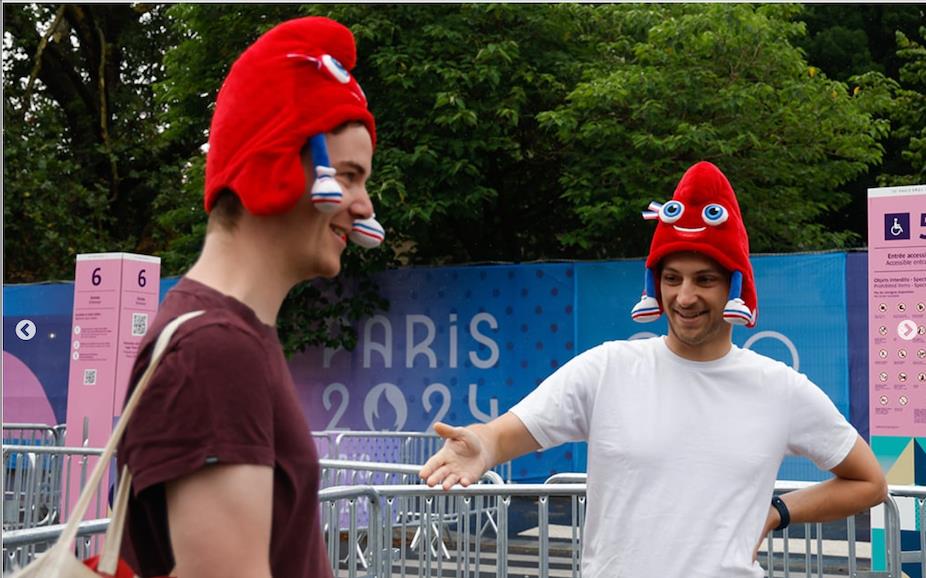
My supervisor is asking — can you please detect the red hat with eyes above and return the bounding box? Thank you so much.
[632,161,758,327]
[204,16,376,216]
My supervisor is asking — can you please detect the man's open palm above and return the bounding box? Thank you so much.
[419,422,490,490]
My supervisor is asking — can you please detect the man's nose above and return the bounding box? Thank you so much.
[349,184,374,219]
[676,279,698,306]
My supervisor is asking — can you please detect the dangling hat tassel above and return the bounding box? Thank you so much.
[310,166,343,212]
[308,133,342,213]
[349,215,385,249]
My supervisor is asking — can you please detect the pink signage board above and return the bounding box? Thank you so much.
[868,184,926,573]
[868,185,926,436]
[63,252,160,520]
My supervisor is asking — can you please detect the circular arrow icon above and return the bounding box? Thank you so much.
[15,320,36,341]
[899,320,918,341]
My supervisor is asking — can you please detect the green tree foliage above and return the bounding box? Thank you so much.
[538,4,890,255]
[799,4,924,82]
[797,4,924,233]
[154,4,601,266]
[879,28,926,187]
[3,4,920,353]
[3,4,183,281]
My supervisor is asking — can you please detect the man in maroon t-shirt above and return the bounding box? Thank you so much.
[117,16,385,578]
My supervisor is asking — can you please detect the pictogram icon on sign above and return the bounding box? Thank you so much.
[880,395,890,406]
[885,213,911,240]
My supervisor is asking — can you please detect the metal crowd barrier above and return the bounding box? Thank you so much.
[765,481,902,578]
[313,431,339,459]
[543,474,905,578]
[2,455,915,578]
[320,482,907,578]
[319,483,585,578]
[1,424,61,447]
[2,518,108,574]
[884,485,926,577]
[319,459,503,572]
[2,445,113,533]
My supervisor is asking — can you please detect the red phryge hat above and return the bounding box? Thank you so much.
[204,16,376,218]
[630,161,758,327]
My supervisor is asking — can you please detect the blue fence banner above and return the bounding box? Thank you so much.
[3,253,860,482]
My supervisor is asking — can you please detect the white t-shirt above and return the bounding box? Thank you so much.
[510,336,857,578]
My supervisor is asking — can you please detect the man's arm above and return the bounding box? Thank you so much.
[166,464,273,578]
[420,413,542,490]
[761,436,887,537]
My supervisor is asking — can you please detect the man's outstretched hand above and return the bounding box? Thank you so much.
[419,422,491,490]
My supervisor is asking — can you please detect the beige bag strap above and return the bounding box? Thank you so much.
[97,465,132,573]
[58,310,205,563]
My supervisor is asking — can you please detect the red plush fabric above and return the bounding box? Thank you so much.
[646,161,758,327]
[83,554,155,578]
[204,16,375,216]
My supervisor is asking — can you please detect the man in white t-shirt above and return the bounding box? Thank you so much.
[420,161,886,577]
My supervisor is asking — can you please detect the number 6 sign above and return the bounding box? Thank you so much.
[64,252,160,523]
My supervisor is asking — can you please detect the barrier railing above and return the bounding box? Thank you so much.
[542,474,904,578]
[313,431,339,459]
[320,482,905,578]
[1,452,913,578]
[317,483,589,578]
[2,445,112,532]
[319,459,503,571]
[2,518,108,574]
[1,424,61,447]
[882,485,926,577]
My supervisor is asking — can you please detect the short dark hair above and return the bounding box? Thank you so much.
[299,120,368,161]
[207,189,244,232]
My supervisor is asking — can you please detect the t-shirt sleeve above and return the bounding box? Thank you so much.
[786,372,858,471]
[121,323,276,494]
[509,343,608,448]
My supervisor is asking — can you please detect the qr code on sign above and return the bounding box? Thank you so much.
[83,369,97,386]
[132,313,148,337]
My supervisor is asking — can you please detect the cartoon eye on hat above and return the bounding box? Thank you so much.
[287,53,352,84]
[321,54,351,83]
[701,204,729,226]
[659,200,685,223]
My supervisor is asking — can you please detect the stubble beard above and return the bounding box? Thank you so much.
[667,311,726,349]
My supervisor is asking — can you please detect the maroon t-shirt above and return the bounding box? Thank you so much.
[117,277,332,578]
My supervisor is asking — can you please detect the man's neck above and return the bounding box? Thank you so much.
[185,230,296,326]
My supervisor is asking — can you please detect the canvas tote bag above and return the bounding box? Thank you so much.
[9,310,204,578]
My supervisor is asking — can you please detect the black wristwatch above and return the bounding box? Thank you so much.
[771,496,790,531]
